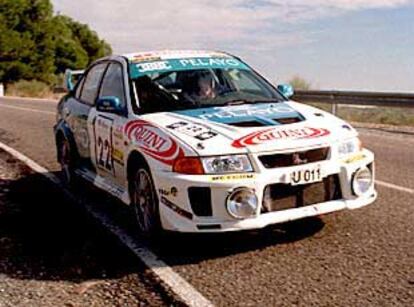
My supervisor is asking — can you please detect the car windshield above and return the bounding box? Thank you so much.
[130,57,285,113]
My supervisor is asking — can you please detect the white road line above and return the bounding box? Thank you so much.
[0,141,214,307]
[0,104,55,115]
[0,96,58,103]
[376,180,414,195]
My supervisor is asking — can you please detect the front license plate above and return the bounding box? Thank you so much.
[290,165,322,185]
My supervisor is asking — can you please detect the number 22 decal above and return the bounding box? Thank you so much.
[95,117,114,174]
[97,136,112,171]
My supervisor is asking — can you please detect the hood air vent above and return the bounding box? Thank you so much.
[227,117,303,127]
[275,117,303,124]
[228,121,267,127]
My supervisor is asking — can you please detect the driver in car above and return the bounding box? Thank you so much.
[181,70,224,104]
[197,72,217,99]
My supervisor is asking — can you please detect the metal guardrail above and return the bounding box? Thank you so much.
[293,90,414,114]
[51,87,414,115]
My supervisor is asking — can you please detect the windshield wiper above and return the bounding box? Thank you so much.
[223,99,247,105]
[223,98,282,106]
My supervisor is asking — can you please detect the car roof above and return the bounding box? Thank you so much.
[123,50,236,63]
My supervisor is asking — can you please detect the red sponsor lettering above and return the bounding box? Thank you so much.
[124,120,184,165]
[133,126,167,151]
[232,127,330,148]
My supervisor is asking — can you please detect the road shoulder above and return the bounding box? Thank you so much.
[0,150,175,307]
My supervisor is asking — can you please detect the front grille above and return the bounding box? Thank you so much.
[262,174,342,213]
[259,147,330,168]
[188,187,212,216]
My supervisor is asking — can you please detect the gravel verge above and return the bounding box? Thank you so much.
[0,150,177,307]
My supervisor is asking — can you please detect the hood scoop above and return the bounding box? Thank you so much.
[275,117,303,125]
[228,116,303,127]
[228,121,267,127]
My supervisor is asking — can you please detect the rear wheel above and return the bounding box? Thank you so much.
[130,166,161,236]
[58,138,77,185]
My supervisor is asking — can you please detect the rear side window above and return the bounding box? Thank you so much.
[99,63,126,109]
[75,77,85,99]
[80,63,108,105]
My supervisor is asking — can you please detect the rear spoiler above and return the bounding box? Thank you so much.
[64,69,85,92]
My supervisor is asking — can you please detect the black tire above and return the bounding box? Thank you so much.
[58,137,77,186]
[129,165,161,236]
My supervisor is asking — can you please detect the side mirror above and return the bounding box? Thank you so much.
[277,84,294,98]
[96,96,123,114]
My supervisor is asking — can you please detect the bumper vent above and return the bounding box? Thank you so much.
[259,147,330,168]
[262,174,342,213]
[188,187,212,216]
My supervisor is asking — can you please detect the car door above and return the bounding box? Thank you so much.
[88,61,129,185]
[67,62,108,169]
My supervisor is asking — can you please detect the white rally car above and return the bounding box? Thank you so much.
[55,50,377,234]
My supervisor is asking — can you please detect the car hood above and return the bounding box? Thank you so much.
[140,101,358,155]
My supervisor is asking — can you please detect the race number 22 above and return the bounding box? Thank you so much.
[94,117,114,174]
[97,136,112,171]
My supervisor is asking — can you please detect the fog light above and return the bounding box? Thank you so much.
[352,166,373,196]
[226,188,258,219]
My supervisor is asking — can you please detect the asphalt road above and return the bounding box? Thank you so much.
[0,96,413,306]
[0,150,177,307]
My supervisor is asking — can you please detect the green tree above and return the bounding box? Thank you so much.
[52,15,89,73]
[0,0,112,84]
[0,0,55,83]
[52,15,111,74]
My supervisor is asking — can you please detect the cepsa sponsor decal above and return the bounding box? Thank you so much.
[209,173,256,182]
[232,127,330,148]
[131,54,162,63]
[343,153,366,164]
[124,120,184,165]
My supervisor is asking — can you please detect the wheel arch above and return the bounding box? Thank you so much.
[126,150,151,182]
[126,150,154,204]
[54,120,79,162]
[127,149,162,234]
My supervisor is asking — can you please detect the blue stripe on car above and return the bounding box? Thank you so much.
[173,103,302,126]
[130,57,250,79]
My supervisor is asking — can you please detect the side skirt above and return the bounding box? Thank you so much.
[75,168,131,205]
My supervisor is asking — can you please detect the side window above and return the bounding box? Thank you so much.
[134,76,173,114]
[99,63,126,109]
[80,63,108,105]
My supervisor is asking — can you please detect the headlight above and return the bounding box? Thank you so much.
[352,166,373,196]
[338,138,361,157]
[201,155,253,174]
[226,188,258,219]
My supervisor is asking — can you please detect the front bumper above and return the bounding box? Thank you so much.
[154,149,377,232]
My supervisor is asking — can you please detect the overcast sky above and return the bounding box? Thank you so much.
[53,0,414,91]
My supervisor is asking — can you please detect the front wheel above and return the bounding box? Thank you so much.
[130,166,161,236]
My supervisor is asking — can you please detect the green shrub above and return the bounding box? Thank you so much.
[289,76,312,90]
[6,80,53,98]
